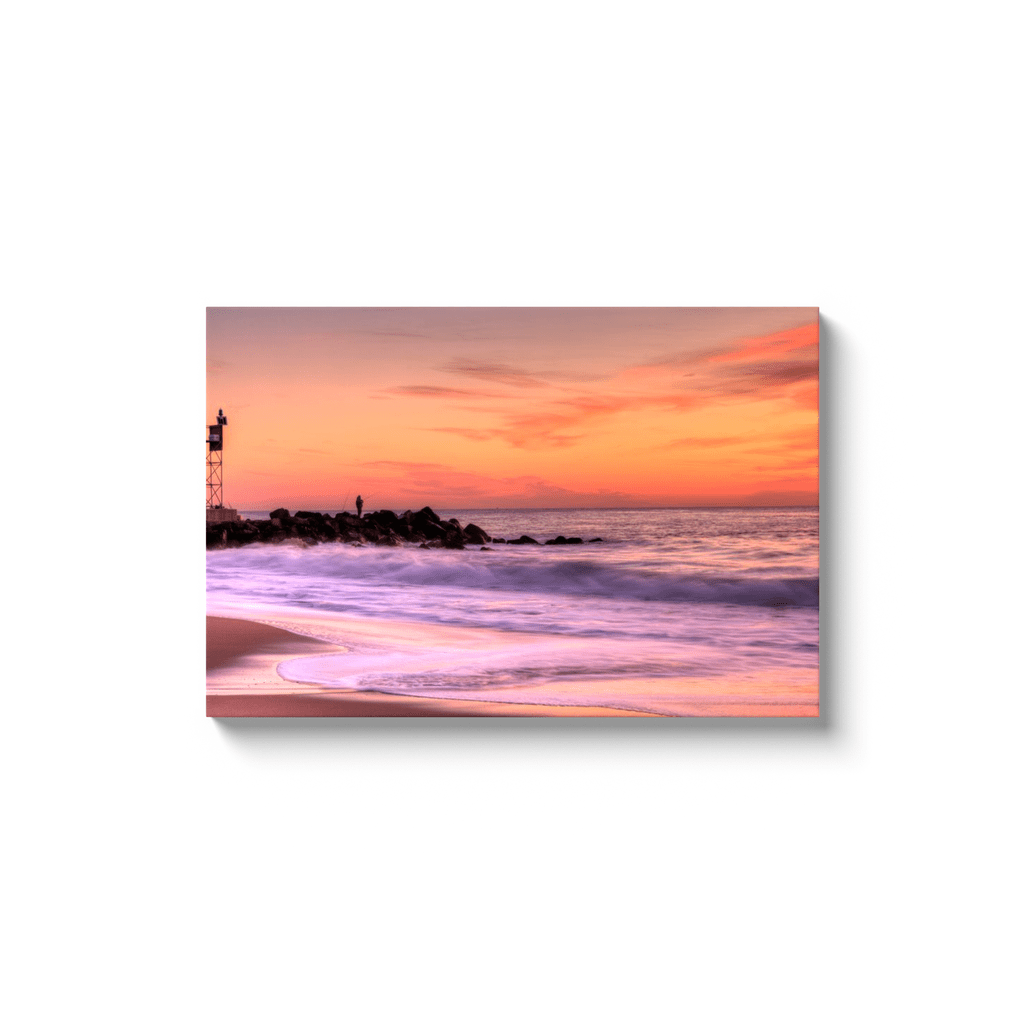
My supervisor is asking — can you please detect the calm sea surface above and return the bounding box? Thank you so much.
[207,507,819,714]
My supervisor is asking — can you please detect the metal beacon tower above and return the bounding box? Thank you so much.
[206,409,238,523]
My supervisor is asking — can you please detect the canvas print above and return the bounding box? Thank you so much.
[207,308,819,717]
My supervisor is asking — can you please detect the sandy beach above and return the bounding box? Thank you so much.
[207,615,816,717]
[206,616,659,717]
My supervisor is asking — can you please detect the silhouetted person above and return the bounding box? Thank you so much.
[356,495,363,518]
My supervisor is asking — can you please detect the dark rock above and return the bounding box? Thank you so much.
[207,505,586,554]
[366,509,399,528]
[415,518,448,541]
[410,508,446,539]
[588,537,603,542]
[463,522,492,544]
[443,524,466,549]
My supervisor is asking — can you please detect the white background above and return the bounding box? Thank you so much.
[4,2,1021,1021]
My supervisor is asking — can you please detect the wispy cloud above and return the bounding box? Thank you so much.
[661,433,751,450]
[442,359,550,389]
[364,330,431,340]
[385,358,603,413]
[354,457,642,507]
[482,321,819,447]
[351,318,818,460]
[384,385,503,399]
[632,321,818,373]
[662,425,817,453]
[359,459,451,470]
[423,427,499,442]
[711,359,819,394]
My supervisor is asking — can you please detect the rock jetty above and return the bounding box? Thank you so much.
[206,506,603,551]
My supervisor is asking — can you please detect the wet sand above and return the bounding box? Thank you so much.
[207,616,344,672]
[206,616,658,717]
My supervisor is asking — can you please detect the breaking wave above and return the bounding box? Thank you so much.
[207,543,818,609]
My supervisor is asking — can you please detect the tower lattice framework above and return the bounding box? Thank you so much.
[207,410,227,509]
[206,447,223,508]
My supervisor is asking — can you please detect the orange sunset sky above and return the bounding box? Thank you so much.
[206,307,818,510]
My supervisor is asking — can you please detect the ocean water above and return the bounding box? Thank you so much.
[207,507,819,715]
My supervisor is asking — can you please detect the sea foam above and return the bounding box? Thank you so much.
[207,542,818,609]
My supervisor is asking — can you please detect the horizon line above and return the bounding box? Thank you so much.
[233,503,820,512]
